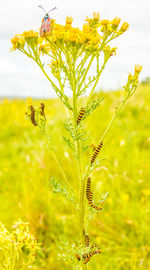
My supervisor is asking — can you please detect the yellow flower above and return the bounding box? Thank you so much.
[26,97,32,107]
[53,24,65,40]
[110,47,117,56]
[83,24,91,34]
[23,30,39,38]
[85,16,90,23]
[11,35,25,50]
[111,17,121,27]
[93,12,100,21]
[88,33,101,45]
[39,44,51,55]
[66,16,73,25]
[101,19,109,26]
[23,30,39,45]
[135,64,142,73]
[65,28,82,43]
[120,22,129,32]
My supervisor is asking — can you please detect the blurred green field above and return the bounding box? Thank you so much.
[0,83,150,270]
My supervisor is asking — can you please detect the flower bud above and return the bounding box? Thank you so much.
[93,12,100,21]
[111,17,121,26]
[66,16,73,25]
[101,19,109,26]
[120,22,129,32]
[135,65,142,73]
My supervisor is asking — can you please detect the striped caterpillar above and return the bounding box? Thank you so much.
[91,141,103,165]
[76,107,86,125]
[30,105,38,126]
[85,234,90,247]
[83,250,101,264]
[39,102,45,117]
[86,177,102,211]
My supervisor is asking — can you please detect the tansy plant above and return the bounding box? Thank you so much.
[11,12,142,269]
[0,220,40,270]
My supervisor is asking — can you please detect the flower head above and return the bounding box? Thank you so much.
[66,16,73,25]
[93,12,100,21]
[11,35,25,51]
[120,22,129,32]
[23,30,39,46]
[135,65,142,73]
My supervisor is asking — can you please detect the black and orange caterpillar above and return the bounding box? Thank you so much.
[30,105,37,126]
[83,250,101,264]
[91,141,103,165]
[40,102,45,117]
[76,107,86,125]
[85,234,90,247]
[86,177,92,200]
[86,177,102,211]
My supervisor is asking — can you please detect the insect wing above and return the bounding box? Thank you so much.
[40,15,51,35]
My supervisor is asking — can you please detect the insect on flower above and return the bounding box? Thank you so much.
[39,5,57,36]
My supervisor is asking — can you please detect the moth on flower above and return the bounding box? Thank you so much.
[39,5,57,36]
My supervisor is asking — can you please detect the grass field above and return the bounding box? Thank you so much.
[0,83,150,269]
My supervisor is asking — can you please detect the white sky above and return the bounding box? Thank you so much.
[0,0,150,97]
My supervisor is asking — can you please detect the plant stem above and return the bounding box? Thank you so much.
[72,53,88,270]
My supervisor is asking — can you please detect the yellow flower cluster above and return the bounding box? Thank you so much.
[11,30,39,50]
[23,30,39,46]
[0,221,40,266]
[11,13,129,53]
[11,35,25,51]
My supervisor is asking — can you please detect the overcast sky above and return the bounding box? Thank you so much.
[0,0,150,97]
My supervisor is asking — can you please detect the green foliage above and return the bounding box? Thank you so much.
[50,178,76,205]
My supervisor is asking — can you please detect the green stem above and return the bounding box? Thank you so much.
[72,54,85,244]
[86,59,108,105]
[77,54,95,94]
[51,150,71,190]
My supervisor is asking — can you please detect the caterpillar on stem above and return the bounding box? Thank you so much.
[30,105,38,126]
[91,141,103,164]
[76,107,86,125]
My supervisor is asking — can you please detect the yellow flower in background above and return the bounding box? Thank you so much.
[142,189,150,196]
[26,97,32,107]
[122,193,129,202]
